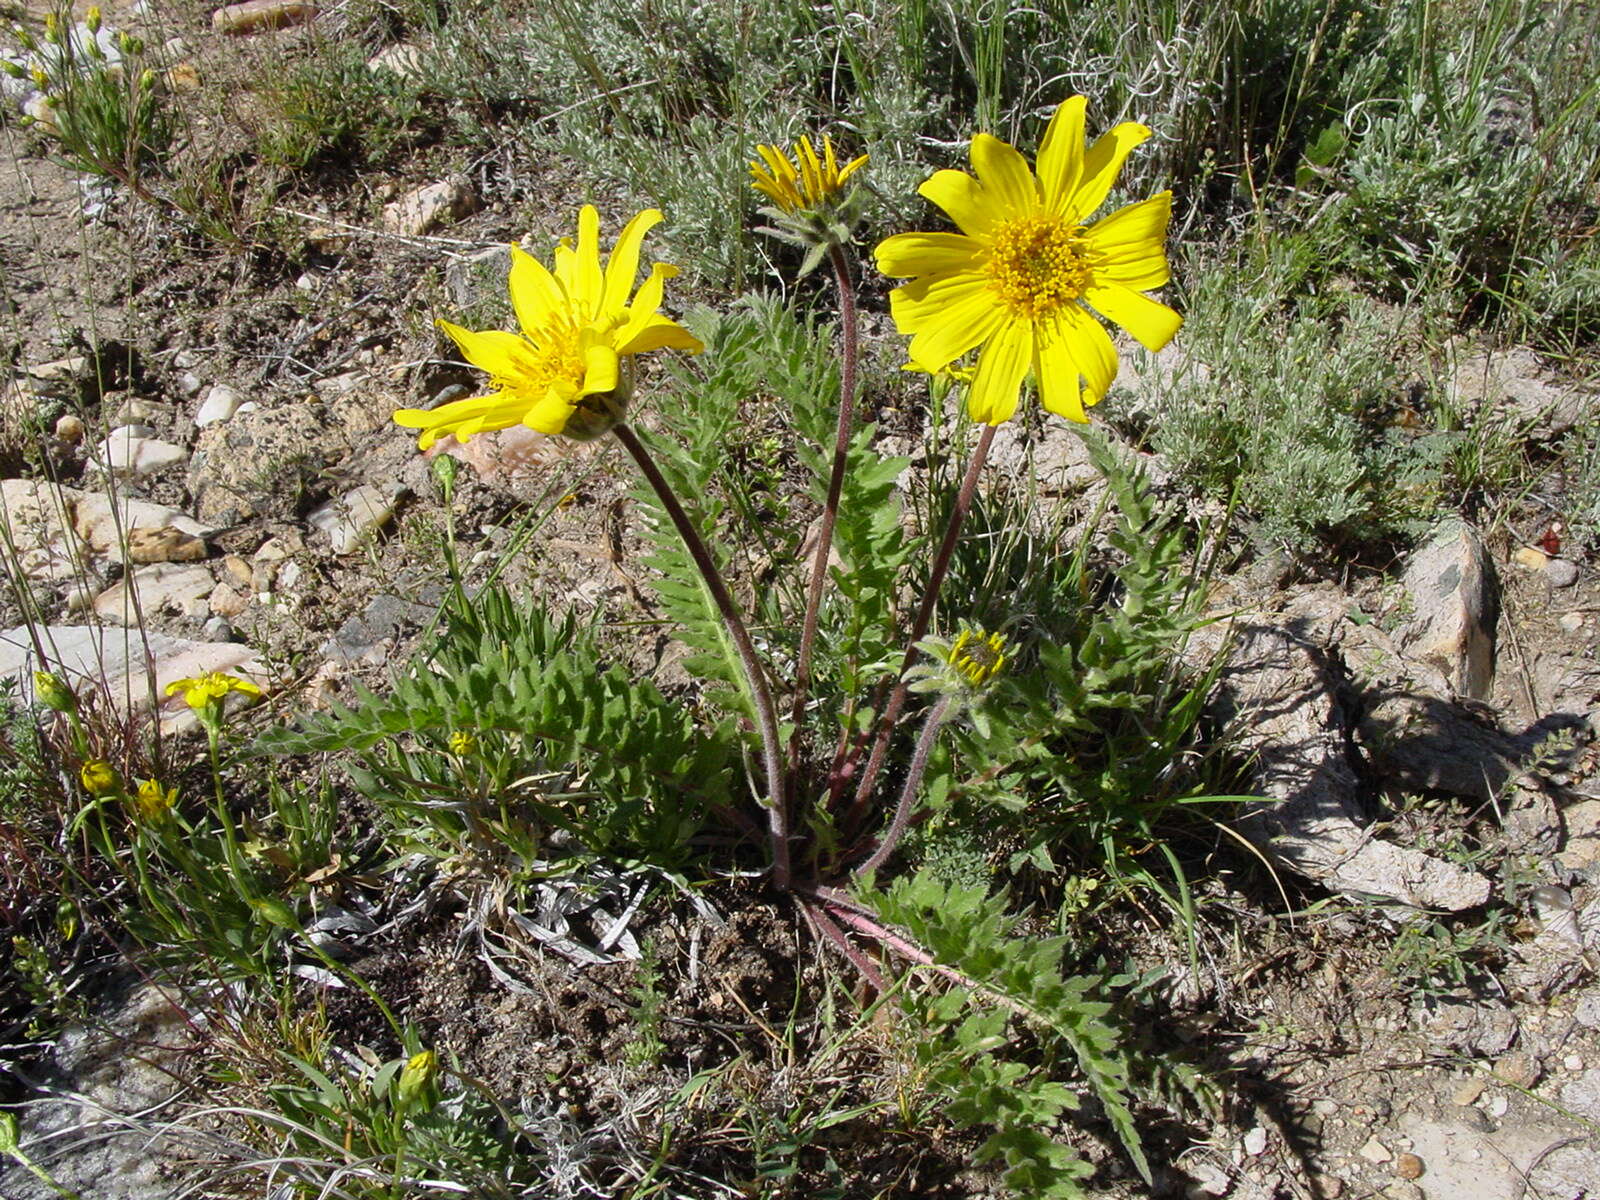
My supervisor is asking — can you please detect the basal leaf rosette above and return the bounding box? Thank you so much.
[875,96,1181,426]
[395,206,703,447]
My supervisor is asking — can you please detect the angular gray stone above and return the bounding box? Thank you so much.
[1188,587,1493,910]
[1398,521,1497,701]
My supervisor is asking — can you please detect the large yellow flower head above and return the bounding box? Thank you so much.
[394,206,703,448]
[875,96,1180,426]
[750,136,868,215]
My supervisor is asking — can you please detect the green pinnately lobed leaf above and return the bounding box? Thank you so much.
[253,587,736,860]
[867,871,1156,1196]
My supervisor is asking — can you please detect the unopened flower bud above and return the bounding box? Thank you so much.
[33,670,77,714]
[0,59,25,79]
[80,759,122,797]
[249,897,298,930]
[43,13,59,42]
[397,1050,439,1107]
[86,6,102,33]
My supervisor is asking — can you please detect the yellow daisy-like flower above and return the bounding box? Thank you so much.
[948,628,1009,688]
[80,759,122,797]
[134,779,178,821]
[165,671,263,711]
[394,206,702,449]
[750,136,868,214]
[875,95,1181,426]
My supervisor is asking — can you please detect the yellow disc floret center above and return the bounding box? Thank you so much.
[985,214,1092,318]
[501,320,584,401]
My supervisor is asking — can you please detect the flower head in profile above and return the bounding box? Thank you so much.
[394,206,702,448]
[750,136,868,215]
[750,135,869,272]
[80,759,122,797]
[134,778,177,822]
[166,672,262,733]
[875,96,1180,426]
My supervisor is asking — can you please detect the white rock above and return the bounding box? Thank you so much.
[1,477,85,579]
[367,42,425,79]
[382,177,477,236]
[1560,611,1585,633]
[92,562,215,624]
[95,428,188,477]
[309,485,396,554]
[1242,1126,1268,1156]
[1546,559,1580,588]
[195,383,245,427]
[1359,1135,1393,1164]
[72,493,211,564]
[27,356,87,381]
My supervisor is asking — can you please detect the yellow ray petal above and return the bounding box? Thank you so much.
[969,132,1039,216]
[892,273,1005,369]
[437,321,529,378]
[1054,306,1119,405]
[1083,192,1173,289]
[966,317,1032,425]
[570,204,604,315]
[603,208,663,313]
[1033,326,1085,423]
[917,169,999,239]
[1036,95,1088,215]
[508,244,564,334]
[875,231,984,278]
[581,341,619,395]
[1065,120,1152,224]
[1082,283,1182,351]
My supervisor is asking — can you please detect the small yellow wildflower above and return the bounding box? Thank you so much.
[448,730,478,757]
[750,136,868,215]
[165,671,263,711]
[33,670,77,715]
[393,206,701,448]
[397,1049,440,1107]
[948,628,1009,688]
[80,759,122,797]
[134,779,177,822]
[875,95,1180,426]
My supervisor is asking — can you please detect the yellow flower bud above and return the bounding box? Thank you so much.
[134,779,178,821]
[397,1050,439,1107]
[86,6,102,33]
[80,760,123,797]
[33,670,77,715]
[448,730,478,757]
[43,13,59,42]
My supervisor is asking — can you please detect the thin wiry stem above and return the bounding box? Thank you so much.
[788,243,859,773]
[612,421,791,889]
[853,695,952,878]
[840,422,997,829]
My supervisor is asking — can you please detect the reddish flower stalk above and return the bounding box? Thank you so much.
[788,243,860,774]
[613,422,791,889]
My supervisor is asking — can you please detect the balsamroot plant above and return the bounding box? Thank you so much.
[267,96,1202,1196]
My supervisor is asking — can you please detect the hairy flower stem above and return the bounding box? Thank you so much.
[788,244,860,775]
[853,695,952,878]
[613,421,791,889]
[841,422,997,828]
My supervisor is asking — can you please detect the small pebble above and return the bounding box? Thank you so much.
[1359,1135,1393,1164]
[1493,1051,1540,1089]
[1394,1152,1425,1180]
[1513,545,1550,571]
[54,413,85,442]
[1451,1078,1486,1106]
[203,617,234,642]
[1487,1093,1509,1118]
[1242,1125,1267,1156]
[1546,558,1579,588]
[1560,611,1586,633]
[1564,1054,1584,1072]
